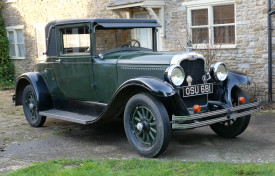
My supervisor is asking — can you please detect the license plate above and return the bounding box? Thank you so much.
[183,83,213,97]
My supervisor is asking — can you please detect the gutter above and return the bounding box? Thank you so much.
[268,0,274,105]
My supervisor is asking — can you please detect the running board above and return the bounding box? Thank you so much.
[39,109,98,124]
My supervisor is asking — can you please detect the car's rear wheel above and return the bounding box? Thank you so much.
[124,93,171,157]
[210,86,250,138]
[22,85,46,127]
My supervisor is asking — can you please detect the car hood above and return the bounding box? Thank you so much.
[117,51,179,65]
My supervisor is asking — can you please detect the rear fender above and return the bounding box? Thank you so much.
[15,72,53,111]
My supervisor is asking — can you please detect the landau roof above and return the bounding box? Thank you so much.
[47,18,161,28]
[45,18,161,57]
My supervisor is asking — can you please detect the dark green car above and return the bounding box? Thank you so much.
[13,18,261,157]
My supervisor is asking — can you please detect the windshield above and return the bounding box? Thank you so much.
[95,28,153,54]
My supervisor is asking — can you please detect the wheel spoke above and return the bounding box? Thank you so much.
[148,114,153,122]
[145,109,149,120]
[149,131,155,141]
[150,122,156,127]
[141,107,145,118]
[134,117,141,122]
[142,132,145,141]
[137,111,144,120]
[146,134,150,143]
[150,127,157,134]
[137,130,142,136]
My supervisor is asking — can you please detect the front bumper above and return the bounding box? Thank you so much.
[172,99,261,129]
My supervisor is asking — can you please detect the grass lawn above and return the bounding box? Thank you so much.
[3,159,275,176]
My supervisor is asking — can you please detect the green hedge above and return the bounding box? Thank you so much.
[0,1,15,89]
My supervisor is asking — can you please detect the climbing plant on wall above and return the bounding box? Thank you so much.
[0,1,15,89]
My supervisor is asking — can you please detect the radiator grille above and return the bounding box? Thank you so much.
[180,59,207,108]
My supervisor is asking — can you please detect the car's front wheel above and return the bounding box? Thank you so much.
[124,93,171,157]
[22,85,46,127]
[210,86,250,138]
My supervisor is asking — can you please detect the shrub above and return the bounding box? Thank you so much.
[0,1,15,89]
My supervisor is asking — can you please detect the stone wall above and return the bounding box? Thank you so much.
[164,0,269,102]
[1,0,119,77]
[1,0,271,102]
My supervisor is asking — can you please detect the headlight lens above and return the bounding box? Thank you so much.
[210,62,228,81]
[165,65,185,86]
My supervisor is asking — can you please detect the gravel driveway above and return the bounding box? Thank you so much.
[0,89,274,174]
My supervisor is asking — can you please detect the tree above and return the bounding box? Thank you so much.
[0,1,15,88]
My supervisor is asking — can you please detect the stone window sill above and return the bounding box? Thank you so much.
[193,44,237,50]
[5,0,17,3]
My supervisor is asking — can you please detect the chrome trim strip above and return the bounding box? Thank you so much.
[172,101,261,121]
[172,108,260,129]
[170,51,206,70]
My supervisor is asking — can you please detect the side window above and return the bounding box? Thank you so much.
[35,23,47,60]
[134,13,152,50]
[61,26,90,55]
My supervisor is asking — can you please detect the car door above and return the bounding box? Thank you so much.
[53,23,97,101]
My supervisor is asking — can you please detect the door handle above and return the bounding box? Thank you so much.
[55,59,61,63]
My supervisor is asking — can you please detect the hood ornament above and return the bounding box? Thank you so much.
[186,75,193,86]
[186,40,193,52]
[202,75,207,84]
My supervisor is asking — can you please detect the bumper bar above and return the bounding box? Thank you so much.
[172,99,261,130]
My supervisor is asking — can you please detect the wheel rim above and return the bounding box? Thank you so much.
[131,106,157,146]
[25,92,39,120]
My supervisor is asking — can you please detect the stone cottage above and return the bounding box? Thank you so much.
[1,0,272,102]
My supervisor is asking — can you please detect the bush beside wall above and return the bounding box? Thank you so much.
[0,1,15,89]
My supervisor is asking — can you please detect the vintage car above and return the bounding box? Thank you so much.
[13,18,261,157]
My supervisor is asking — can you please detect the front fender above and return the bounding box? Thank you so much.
[15,72,53,111]
[119,77,176,97]
[99,77,176,120]
[222,71,250,105]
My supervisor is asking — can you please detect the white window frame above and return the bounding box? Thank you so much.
[184,0,236,49]
[133,11,162,51]
[34,23,47,61]
[6,25,25,59]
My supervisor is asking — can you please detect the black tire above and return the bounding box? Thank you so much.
[210,86,250,138]
[124,93,171,157]
[22,85,46,127]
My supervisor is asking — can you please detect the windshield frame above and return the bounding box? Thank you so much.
[91,23,158,57]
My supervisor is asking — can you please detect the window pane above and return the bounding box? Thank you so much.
[16,29,24,43]
[214,26,235,44]
[9,44,16,56]
[8,31,14,43]
[62,27,90,54]
[17,44,25,57]
[95,28,152,54]
[214,5,234,24]
[192,28,209,44]
[36,24,46,59]
[192,9,208,26]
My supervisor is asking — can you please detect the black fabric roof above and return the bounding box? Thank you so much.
[48,18,161,28]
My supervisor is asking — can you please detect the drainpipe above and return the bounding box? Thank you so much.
[268,0,275,105]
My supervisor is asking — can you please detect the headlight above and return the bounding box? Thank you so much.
[165,65,185,86]
[210,62,228,81]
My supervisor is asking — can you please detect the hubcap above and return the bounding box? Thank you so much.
[131,106,157,146]
[29,103,34,109]
[137,123,143,131]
